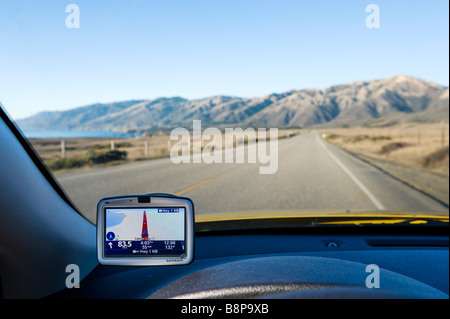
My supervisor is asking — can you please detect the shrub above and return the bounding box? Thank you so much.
[87,150,128,164]
[370,136,392,142]
[422,146,449,168]
[45,150,128,171]
[325,133,340,141]
[379,142,410,155]
[45,157,87,171]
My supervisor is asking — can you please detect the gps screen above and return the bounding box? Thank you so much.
[104,207,186,257]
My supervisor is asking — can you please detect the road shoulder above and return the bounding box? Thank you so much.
[336,147,449,207]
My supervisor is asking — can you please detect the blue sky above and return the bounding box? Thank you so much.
[0,0,448,120]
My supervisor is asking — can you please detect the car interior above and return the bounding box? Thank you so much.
[0,108,448,300]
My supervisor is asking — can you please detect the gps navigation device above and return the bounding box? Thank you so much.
[97,194,194,266]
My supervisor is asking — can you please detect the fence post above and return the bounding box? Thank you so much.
[61,140,66,158]
[145,140,149,157]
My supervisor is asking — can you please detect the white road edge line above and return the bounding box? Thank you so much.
[318,137,386,211]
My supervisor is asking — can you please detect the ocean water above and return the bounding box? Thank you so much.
[22,130,137,139]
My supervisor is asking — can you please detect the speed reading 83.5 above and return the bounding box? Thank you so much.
[117,241,132,248]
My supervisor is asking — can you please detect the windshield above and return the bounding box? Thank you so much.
[1,1,448,226]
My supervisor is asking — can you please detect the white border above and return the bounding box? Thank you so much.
[97,195,194,266]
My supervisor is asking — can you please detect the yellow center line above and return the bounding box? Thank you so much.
[175,178,215,196]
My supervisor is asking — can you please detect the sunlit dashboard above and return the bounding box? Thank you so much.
[54,193,449,299]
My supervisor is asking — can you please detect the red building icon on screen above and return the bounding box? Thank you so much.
[141,211,149,239]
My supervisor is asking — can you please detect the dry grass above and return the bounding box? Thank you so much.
[30,135,171,161]
[319,122,449,176]
[29,129,302,174]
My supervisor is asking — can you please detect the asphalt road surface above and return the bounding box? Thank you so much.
[56,132,449,224]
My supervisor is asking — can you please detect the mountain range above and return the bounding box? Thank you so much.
[15,75,449,132]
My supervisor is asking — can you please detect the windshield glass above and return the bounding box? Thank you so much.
[1,1,448,225]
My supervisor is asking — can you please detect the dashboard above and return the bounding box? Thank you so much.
[0,107,448,302]
[51,227,449,299]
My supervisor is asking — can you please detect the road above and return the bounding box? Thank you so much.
[56,132,449,224]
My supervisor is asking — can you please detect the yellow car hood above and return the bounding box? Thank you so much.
[195,209,449,231]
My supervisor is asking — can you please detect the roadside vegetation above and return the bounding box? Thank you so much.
[30,129,302,174]
[44,150,128,171]
[322,122,449,176]
[320,122,449,205]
